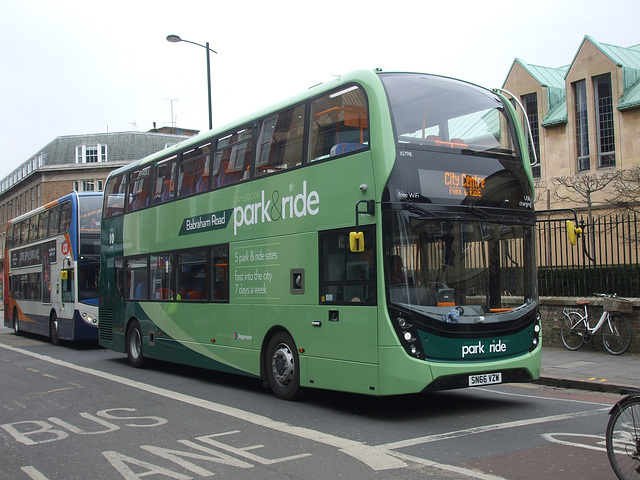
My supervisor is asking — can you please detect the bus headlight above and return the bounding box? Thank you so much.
[530,312,541,351]
[392,310,424,359]
[81,311,99,325]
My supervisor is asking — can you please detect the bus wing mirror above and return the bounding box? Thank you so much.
[566,220,582,246]
[349,232,365,252]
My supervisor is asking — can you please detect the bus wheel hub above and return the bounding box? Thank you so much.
[272,344,294,387]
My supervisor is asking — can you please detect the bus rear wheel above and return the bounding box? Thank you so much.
[49,312,60,345]
[126,320,146,368]
[265,331,301,400]
[12,308,20,336]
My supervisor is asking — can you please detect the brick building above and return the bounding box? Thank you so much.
[0,129,195,294]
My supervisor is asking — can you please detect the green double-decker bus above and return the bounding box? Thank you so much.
[99,69,540,399]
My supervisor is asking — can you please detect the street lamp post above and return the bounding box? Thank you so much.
[166,34,217,130]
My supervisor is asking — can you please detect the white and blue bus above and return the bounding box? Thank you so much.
[4,191,102,344]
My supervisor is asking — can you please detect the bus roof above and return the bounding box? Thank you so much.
[106,69,385,178]
[7,191,102,226]
[106,68,496,180]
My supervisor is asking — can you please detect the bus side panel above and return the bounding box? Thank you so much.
[10,301,50,337]
[138,302,258,376]
[378,346,435,395]
[305,357,380,395]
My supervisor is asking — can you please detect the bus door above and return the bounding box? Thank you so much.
[60,267,74,306]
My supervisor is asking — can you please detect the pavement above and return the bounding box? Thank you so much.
[0,309,637,393]
[539,346,640,393]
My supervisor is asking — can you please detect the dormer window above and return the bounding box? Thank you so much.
[76,144,107,163]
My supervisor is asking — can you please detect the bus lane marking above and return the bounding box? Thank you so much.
[380,408,608,451]
[541,433,606,452]
[0,342,574,480]
[0,342,404,472]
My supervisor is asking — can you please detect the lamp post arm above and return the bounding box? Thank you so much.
[175,38,218,54]
[166,35,217,130]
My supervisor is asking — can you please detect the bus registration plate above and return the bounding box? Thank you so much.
[468,372,502,387]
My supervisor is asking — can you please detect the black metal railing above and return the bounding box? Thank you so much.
[536,211,639,297]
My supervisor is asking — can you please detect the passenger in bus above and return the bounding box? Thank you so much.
[351,249,375,303]
[134,280,147,299]
[177,286,189,300]
[130,190,149,210]
[387,255,407,285]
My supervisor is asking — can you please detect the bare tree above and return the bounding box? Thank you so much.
[552,172,621,264]
[551,171,621,223]
[610,165,640,214]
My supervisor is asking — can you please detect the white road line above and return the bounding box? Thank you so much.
[0,343,404,470]
[379,408,608,450]
[1,341,602,480]
[0,343,413,473]
[541,433,607,453]
[475,386,613,406]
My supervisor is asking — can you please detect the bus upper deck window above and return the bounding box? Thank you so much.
[212,129,253,187]
[308,85,369,162]
[104,175,126,218]
[128,168,151,212]
[178,145,211,197]
[255,104,305,177]
[153,156,177,204]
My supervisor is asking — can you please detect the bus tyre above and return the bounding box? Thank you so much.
[12,308,20,336]
[265,331,301,400]
[126,320,146,368]
[49,312,60,346]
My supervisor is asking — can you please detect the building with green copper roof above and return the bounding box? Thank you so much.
[503,35,640,211]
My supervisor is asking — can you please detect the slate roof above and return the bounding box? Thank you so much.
[2,131,189,193]
[37,131,189,166]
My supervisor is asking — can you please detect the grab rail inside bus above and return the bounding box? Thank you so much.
[492,87,538,168]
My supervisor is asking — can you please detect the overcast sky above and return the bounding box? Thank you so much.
[1,0,639,181]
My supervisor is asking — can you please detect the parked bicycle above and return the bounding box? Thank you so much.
[560,293,633,355]
[607,388,640,479]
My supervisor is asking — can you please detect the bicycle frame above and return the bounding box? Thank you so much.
[561,295,632,356]
[564,305,611,335]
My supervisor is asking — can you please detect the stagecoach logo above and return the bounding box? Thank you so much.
[234,332,252,341]
[178,209,233,236]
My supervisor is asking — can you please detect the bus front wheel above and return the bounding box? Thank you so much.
[265,331,301,400]
[49,311,60,345]
[126,320,145,368]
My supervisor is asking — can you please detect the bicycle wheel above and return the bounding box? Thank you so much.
[561,311,586,350]
[602,314,633,356]
[607,396,640,479]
